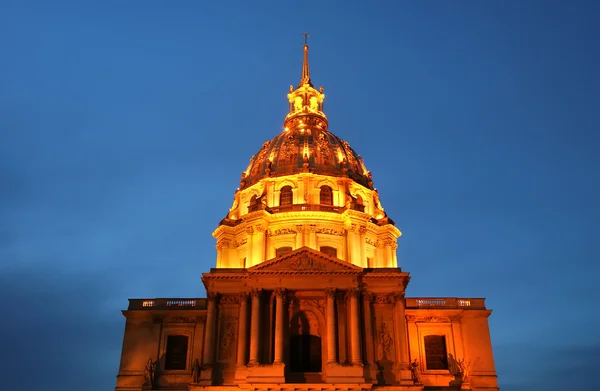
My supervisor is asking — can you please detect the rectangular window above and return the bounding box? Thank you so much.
[424,335,448,370]
[165,335,188,370]
[320,246,337,258]
[276,246,293,257]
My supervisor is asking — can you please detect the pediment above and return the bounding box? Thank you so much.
[248,246,363,274]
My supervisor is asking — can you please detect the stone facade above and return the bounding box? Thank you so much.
[113,41,500,391]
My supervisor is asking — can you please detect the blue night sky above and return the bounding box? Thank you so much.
[1,1,598,390]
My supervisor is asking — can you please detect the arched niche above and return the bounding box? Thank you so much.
[289,310,322,373]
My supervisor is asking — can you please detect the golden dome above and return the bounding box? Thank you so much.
[240,42,374,190]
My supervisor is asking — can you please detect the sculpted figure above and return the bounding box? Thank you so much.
[144,359,156,386]
[191,358,202,383]
[409,359,422,384]
[456,358,471,383]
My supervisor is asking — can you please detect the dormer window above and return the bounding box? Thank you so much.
[320,186,333,205]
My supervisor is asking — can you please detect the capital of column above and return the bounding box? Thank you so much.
[345,288,360,300]
[325,288,337,298]
[358,225,368,235]
[274,288,287,301]
[363,291,374,303]
[296,224,304,233]
[250,288,262,298]
[392,291,405,305]
[246,226,254,235]
[207,292,218,301]
[238,292,249,302]
[254,224,267,233]
[309,224,317,233]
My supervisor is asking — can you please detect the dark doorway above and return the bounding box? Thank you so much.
[290,334,322,373]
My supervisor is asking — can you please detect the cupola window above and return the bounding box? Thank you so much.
[280,186,293,206]
[320,186,333,205]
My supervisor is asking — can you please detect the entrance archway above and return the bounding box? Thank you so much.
[289,310,322,373]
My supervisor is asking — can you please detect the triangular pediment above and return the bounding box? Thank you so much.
[248,246,363,273]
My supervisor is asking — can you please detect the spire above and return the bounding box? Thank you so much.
[299,32,313,87]
[285,34,326,129]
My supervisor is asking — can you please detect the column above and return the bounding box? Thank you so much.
[358,226,367,267]
[326,288,337,363]
[393,292,409,364]
[216,241,224,268]
[362,292,375,364]
[246,226,254,267]
[273,289,286,364]
[202,293,218,366]
[384,239,393,268]
[248,289,261,365]
[309,224,317,249]
[254,224,266,265]
[347,225,360,265]
[391,242,398,268]
[236,293,249,366]
[295,225,304,248]
[347,289,363,365]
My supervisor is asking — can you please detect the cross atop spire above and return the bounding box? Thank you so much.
[299,32,313,87]
[302,32,310,45]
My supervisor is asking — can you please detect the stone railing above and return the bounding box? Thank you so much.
[268,203,347,214]
[248,202,367,215]
[405,297,486,309]
[128,298,207,310]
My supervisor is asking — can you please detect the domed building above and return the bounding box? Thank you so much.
[114,40,500,391]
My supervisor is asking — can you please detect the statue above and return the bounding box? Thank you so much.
[302,153,310,169]
[191,358,202,384]
[240,172,246,189]
[144,358,156,387]
[456,358,471,384]
[409,359,422,384]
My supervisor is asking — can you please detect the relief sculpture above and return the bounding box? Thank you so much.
[377,321,394,361]
[219,322,237,360]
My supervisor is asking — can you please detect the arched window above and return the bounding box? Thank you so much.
[249,194,259,212]
[354,194,365,212]
[320,185,333,205]
[320,246,337,258]
[276,246,293,257]
[280,186,293,206]
[356,194,363,206]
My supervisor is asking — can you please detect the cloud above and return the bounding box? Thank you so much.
[496,342,600,391]
[0,265,124,391]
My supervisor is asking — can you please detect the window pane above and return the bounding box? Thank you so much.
[424,335,448,370]
[165,335,188,370]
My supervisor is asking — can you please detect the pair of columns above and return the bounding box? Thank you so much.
[236,289,286,366]
[326,288,362,365]
[202,290,286,368]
